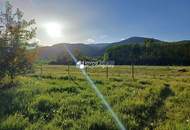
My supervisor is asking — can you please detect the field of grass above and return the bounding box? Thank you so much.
[0,65,190,130]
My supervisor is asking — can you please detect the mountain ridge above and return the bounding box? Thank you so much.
[37,36,189,60]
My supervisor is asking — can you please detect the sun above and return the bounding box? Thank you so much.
[44,22,63,38]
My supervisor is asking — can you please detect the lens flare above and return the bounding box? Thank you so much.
[64,45,127,130]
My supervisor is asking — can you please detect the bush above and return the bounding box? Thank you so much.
[48,86,80,94]
[94,80,104,85]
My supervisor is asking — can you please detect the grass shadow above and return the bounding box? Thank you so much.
[123,85,175,130]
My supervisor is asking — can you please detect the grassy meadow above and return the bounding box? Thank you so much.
[0,65,190,130]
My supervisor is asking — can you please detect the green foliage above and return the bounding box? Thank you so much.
[106,40,190,65]
[49,46,100,65]
[48,85,80,94]
[0,1,36,81]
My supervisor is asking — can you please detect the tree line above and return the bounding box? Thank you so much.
[49,47,99,65]
[104,40,190,65]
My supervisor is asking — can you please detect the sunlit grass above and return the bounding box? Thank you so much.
[0,65,190,130]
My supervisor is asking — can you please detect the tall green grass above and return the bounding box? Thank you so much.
[0,65,190,130]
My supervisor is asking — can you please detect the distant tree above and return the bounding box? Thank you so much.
[103,53,109,62]
[0,2,37,82]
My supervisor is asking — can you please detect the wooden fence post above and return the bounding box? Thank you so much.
[131,63,135,81]
[68,64,70,76]
[40,64,43,77]
[106,65,109,79]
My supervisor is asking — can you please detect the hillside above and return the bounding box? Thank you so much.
[37,37,190,65]
[37,37,161,60]
[110,36,160,46]
[38,43,105,60]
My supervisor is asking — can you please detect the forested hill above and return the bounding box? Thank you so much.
[37,37,190,65]
[105,40,190,65]
[37,37,160,60]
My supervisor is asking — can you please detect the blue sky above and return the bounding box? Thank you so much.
[1,0,190,45]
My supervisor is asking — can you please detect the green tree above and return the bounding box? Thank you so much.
[103,53,109,62]
[0,2,37,82]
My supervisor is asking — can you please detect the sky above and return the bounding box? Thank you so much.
[0,0,190,45]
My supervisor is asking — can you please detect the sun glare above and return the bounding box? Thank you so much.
[44,22,63,38]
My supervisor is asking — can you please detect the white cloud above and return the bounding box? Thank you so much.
[86,38,95,43]
[120,38,126,41]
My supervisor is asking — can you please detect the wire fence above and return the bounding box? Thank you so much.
[33,65,190,80]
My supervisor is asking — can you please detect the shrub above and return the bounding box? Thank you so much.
[59,76,70,80]
[48,86,80,94]
[94,80,104,85]
[41,75,56,79]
